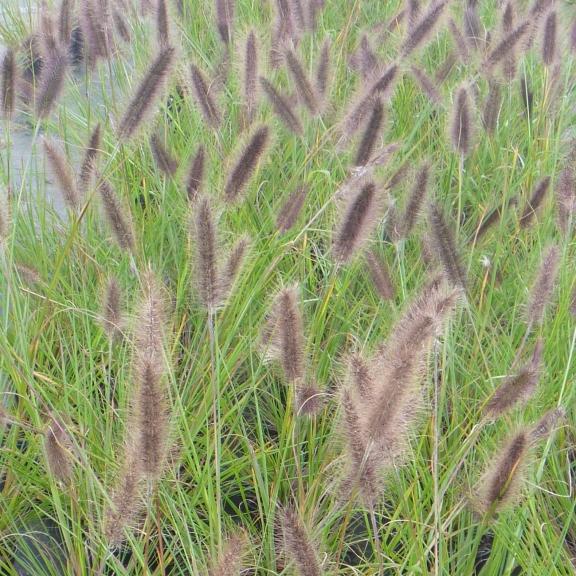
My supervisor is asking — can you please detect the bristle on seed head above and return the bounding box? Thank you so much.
[332,180,381,264]
[118,47,176,140]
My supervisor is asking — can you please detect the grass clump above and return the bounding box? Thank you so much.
[0,0,574,573]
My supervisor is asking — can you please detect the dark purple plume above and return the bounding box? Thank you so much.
[1,49,16,118]
[215,0,234,45]
[190,63,221,128]
[186,146,206,202]
[118,47,176,140]
[224,125,270,202]
[276,185,308,233]
[260,76,303,135]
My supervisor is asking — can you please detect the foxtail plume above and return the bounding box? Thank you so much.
[224,125,270,202]
[482,81,501,134]
[35,48,68,119]
[279,507,321,576]
[341,64,398,143]
[410,66,441,105]
[286,49,320,116]
[400,0,448,57]
[208,532,248,576]
[186,146,206,202]
[401,162,429,237]
[104,457,143,546]
[428,203,467,289]
[474,431,528,515]
[332,180,380,264]
[501,2,517,80]
[354,97,384,167]
[193,197,220,310]
[269,285,305,384]
[484,340,543,420]
[541,10,557,66]
[215,0,234,45]
[101,276,124,341]
[78,123,102,195]
[484,22,528,70]
[530,407,565,441]
[315,39,331,99]
[555,165,576,234]
[365,250,395,301]
[260,77,303,135]
[450,85,473,157]
[276,185,308,233]
[519,177,550,228]
[98,176,136,252]
[1,49,16,118]
[242,30,258,123]
[118,47,176,140]
[131,271,170,479]
[526,244,559,328]
[44,417,73,485]
[150,134,179,176]
[341,279,461,503]
[156,0,171,48]
[221,236,249,301]
[190,62,221,128]
[43,138,80,212]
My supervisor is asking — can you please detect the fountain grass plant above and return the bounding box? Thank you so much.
[0,0,575,574]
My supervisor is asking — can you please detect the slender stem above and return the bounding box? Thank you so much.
[369,503,383,574]
[155,487,166,576]
[557,327,576,406]
[107,337,114,442]
[457,155,464,234]
[432,341,441,576]
[208,308,221,545]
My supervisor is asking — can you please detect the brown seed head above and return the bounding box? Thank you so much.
[526,244,560,328]
[190,62,221,128]
[519,177,550,228]
[354,97,384,167]
[44,417,73,485]
[35,48,68,119]
[279,507,321,576]
[450,85,473,157]
[102,276,123,341]
[224,125,270,202]
[365,249,395,301]
[428,203,467,289]
[185,146,206,202]
[150,134,179,176]
[215,0,234,45]
[332,180,380,264]
[260,76,303,135]
[242,30,259,122]
[1,49,16,118]
[98,176,136,252]
[193,197,220,310]
[401,0,448,57]
[475,431,528,515]
[208,531,249,576]
[484,340,543,420]
[286,49,319,115]
[276,185,308,234]
[78,123,102,195]
[118,47,176,140]
[43,138,80,212]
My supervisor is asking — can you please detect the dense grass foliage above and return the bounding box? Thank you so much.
[0,0,575,574]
